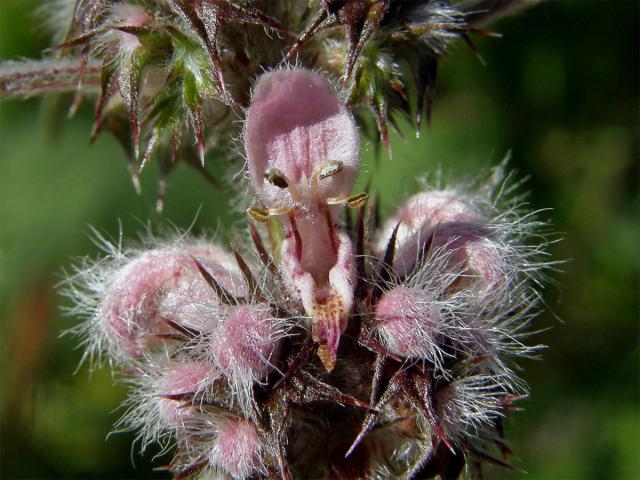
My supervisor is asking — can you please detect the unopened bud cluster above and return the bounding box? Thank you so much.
[63,68,551,479]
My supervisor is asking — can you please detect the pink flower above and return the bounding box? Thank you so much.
[245,68,360,371]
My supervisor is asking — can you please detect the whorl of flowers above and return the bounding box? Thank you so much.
[2,0,553,478]
[0,0,527,208]
[61,67,552,479]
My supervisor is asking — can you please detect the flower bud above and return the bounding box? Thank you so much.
[429,222,508,300]
[374,286,444,360]
[210,304,279,380]
[157,360,215,427]
[434,375,510,442]
[100,244,242,357]
[376,190,481,277]
[109,4,153,51]
[209,418,263,479]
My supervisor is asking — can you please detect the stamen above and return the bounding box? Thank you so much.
[318,160,344,180]
[346,192,368,208]
[325,194,349,205]
[264,167,304,204]
[247,207,270,223]
[264,167,289,189]
[325,192,369,208]
[311,159,344,196]
[247,206,293,223]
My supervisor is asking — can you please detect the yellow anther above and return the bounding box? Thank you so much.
[346,192,368,209]
[247,207,270,223]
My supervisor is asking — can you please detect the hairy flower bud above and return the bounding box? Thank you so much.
[375,286,444,360]
[376,190,481,277]
[99,244,242,358]
[429,222,508,300]
[157,360,214,427]
[209,418,263,479]
[211,304,280,379]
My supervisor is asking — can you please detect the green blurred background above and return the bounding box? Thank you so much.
[0,1,638,478]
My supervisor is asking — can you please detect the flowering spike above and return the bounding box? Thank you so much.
[38,2,555,476]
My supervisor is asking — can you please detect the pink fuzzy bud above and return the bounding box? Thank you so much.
[376,190,481,277]
[210,304,279,379]
[429,222,508,300]
[245,68,359,210]
[209,418,262,479]
[100,245,242,357]
[157,361,214,427]
[375,286,443,359]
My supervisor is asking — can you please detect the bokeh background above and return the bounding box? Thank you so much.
[1,1,638,478]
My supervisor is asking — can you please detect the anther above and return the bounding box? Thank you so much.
[346,192,369,209]
[325,192,368,208]
[247,207,270,223]
[318,160,344,180]
[264,168,289,189]
[247,206,293,223]
[311,160,344,196]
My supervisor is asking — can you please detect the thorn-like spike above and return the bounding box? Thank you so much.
[272,337,315,390]
[164,318,200,338]
[355,204,365,279]
[248,221,275,273]
[127,158,141,194]
[68,48,90,118]
[299,372,376,411]
[415,53,438,135]
[140,127,160,171]
[378,221,401,289]
[287,212,302,261]
[345,371,402,458]
[231,246,263,301]
[193,257,238,305]
[341,0,390,82]
[118,52,143,160]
